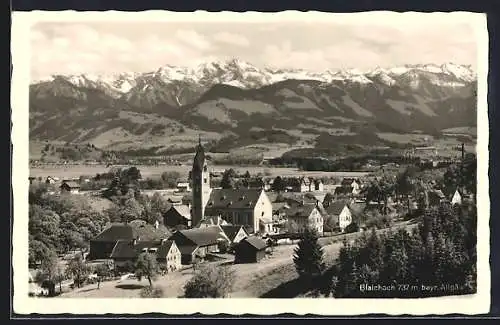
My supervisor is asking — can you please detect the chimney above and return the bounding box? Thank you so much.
[154,220,159,229]
[133,237,138,246]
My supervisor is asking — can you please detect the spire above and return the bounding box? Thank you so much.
[193,135,205,171]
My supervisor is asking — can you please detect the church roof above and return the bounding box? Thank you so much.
[205,188,263,211]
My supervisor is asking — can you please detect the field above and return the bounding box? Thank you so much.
[30,165,370,180]
[60,221,416,299]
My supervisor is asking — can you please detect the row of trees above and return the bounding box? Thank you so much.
[29,185,110,267]
[331,202,476,297]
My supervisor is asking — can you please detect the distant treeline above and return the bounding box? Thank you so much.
[268,154,421,172]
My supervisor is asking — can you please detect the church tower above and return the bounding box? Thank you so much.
[191,136,211,228]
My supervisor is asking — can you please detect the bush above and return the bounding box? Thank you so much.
[140,286,164,298]
[183,264,235,298]
[217,240,229,254]
[344,222,360,234]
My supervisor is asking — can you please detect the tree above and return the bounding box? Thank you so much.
[272,176,285,192]
[66,255,89,288]
[293,228,325,280]
[183,264,235,298]
[95,263,110,289]
[135,252,159,287]
[395,167,417,213]
[29,204,61,252]
[220,169,236,189]
[363,178,394,215]
[36,250,59,296]
[344,222,360,234]
[140,193,171,224]
[161,171,181,188]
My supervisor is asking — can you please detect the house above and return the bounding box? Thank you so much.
[295,177,311,192]
[311,179,324,192]
[169,226,230,264]
[234,236,268,264]
[451,189,462,206]
[110,239,181,273]
[340,178,361,195]
[45,176,58,184]
[197,215,230,228]
[88,222,171,260]
[325,200,352,232]
[202,188,273,234]
[220,225,249,245]
[286,203,323,234]
[60,181,80,194]
[428,190,446,206]
[176,182,191,193]
[163,205,191,228]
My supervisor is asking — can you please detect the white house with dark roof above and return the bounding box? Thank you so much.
[325,200,352,232]
[285,203,323,234]
[190,139,273,234]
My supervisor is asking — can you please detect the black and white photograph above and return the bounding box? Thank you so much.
[11,10,489,315]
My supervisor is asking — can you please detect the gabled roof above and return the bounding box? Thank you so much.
[205,188,263,211]
[240,236,267,250]
[286,204,317,219]
[165,205,191,219]
[61,181,80,188]
[156,240,175,258]
[300,177,312,186]
[221,225,247,241]
[174,226,227,247]
[110,239,176,259]
[93,224,135,242]
[326,200,349,215]
[92,222,171,242]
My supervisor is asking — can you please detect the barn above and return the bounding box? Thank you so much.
[234,236,267,264]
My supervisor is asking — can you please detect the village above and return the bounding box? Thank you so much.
[28,138,476,299]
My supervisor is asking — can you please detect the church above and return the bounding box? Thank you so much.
[190,139,273,234]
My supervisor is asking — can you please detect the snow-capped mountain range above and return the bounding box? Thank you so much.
[32,59,476,94]
[29,59,477,152]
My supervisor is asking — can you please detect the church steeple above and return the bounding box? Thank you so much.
[191,135,211,228]
[193,135,205,172]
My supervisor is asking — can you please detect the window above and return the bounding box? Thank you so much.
[204,178,207,184]
[261,211,264,216]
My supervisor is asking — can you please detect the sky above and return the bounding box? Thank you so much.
[30,15,479,80]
